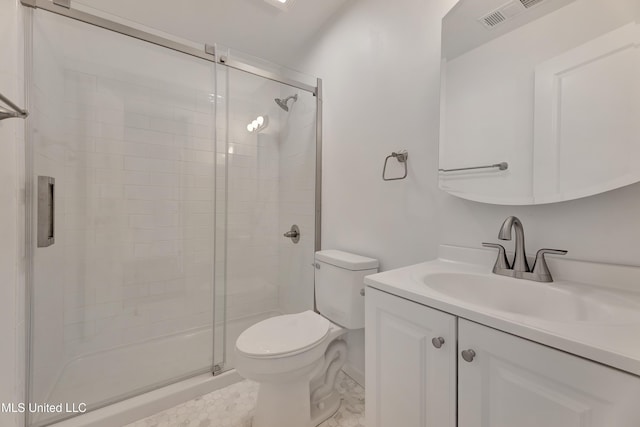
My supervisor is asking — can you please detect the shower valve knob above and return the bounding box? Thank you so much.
[283,225,300,244]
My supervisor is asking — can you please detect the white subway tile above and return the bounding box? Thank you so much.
[124,127,174,146]
[124,156,180,174]
[125,185,179,201]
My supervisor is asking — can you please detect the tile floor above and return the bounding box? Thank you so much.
[125,371,365,427]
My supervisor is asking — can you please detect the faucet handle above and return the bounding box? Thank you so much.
[532,249,568,282]
[482,243,511,271]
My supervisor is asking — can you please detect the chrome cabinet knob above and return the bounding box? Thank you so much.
[461,349,476,363]
[432,337,445,349]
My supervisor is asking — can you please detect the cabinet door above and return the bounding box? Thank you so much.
[458,319,640,427]
[365,287,456,427]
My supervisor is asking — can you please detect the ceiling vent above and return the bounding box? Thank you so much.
[478,0,547,29]
[481,10,507,28]
[520,0,546,8]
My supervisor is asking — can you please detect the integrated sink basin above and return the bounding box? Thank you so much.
[364,246,640,377]
[421,272,640,323]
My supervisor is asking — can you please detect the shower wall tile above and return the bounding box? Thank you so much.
[277,90,317,315]
[33,62,218,368]
[221,81,283,326]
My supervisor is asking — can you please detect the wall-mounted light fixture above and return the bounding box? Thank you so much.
[247,115,269,133]
[208,93,223,103]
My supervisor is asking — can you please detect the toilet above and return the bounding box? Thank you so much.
[235,250,378,427]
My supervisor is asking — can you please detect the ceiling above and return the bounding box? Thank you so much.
[72,0,351,67]
[442,0,577,60]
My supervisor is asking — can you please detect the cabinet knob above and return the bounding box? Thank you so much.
[431,337,445,349]
[461,349,476,363]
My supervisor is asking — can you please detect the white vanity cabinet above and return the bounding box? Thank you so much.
[458,319,640,427]
[365,287,457,427]
[366,288,640,427]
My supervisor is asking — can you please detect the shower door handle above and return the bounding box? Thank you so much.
[37,176,55,248]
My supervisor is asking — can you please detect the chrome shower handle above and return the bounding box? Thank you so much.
[37,176,55,248]
[283,225,300,244]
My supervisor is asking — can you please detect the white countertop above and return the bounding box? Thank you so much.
[364,245,640,377]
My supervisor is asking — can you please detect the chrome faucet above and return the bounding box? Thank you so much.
[498,216,529,273]
[483,216,567,283]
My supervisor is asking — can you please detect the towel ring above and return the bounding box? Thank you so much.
[382,150,408,181]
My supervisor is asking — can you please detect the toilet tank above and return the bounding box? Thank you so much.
[314,250,379,329]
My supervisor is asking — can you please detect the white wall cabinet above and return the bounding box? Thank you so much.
[366,289,640,427]
[365,287,457,427]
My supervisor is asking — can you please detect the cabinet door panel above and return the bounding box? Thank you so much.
[366,288,456,427]
[459,319,640,427]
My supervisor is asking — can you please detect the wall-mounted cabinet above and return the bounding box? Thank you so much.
[439,0,640,205]
[366,287,640,427]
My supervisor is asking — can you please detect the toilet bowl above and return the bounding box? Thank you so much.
[236,311,347,427]
[235,250,378,427]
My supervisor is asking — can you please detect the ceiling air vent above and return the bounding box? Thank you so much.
[481,10,507,28]
[520,0,546,8]
[478,0,543,29]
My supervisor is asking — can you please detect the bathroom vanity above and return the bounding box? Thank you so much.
[364,246,640,427]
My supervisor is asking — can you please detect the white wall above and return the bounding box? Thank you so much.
[0,0,25,426]
[293,0,640,382]
[293,0,458,382]
[295,0,454,272]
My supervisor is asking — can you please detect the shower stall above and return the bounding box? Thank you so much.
[23,2,321,426]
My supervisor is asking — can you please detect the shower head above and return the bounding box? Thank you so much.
[274,94,298,112]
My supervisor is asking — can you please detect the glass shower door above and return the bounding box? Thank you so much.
[28,10,221,426]
[219,65,318,369]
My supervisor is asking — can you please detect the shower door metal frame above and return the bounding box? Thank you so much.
[22,0,323,424]
[19,0,319,96]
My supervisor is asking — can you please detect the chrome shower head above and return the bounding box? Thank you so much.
[274,94,298,112]
[275,98,289,112]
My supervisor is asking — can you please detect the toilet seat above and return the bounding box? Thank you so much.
[236,311,331,359]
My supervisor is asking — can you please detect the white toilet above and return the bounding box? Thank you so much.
[235,250,378,427]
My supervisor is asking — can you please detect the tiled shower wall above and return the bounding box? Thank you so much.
[277,89,317,315]
[224,71,282,321]
[57,69,217,358]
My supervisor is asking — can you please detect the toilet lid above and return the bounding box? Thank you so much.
[236,311,330,358]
